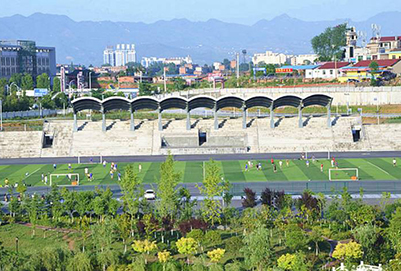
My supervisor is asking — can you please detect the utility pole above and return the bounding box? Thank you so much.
[89,72,92,90]
[163,68,167,93]
[236,52,240,87]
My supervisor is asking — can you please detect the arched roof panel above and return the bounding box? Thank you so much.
[160,96,187,111]
[216,96,244,110]
[188,95,216,110]
[245,95,273,109]
[302,94,333,108]
[102,96,131,112]
[272,95,302,110]
[71,97,102,113]
[131,96,159,111]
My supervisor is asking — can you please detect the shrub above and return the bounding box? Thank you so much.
[187,229,204,243]
[225,236,243,254]
[242,188,257,208]
[178,218,208,235]
[204,230,221,248]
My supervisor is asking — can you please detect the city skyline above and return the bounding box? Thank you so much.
[2,0,401,25]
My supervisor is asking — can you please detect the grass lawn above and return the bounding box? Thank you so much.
[0,223,74,254]
[1,158,401,187]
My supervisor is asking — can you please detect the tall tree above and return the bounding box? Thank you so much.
[53,77,61,93]
[36,73,50,89]
[311,23,347,61]
[241,225,274,271]
[156,154,181,218]
[198,159,225,225]
[21,73,34,91]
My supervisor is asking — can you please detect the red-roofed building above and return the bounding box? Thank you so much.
[367,36,401,60]
[338,59,401,82]
[311,62,350,79]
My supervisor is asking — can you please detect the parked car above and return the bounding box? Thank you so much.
[144,189,156,200]
[379,71,397,81]
[347,79,360,83]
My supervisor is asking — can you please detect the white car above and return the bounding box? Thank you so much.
[144,189,156,200]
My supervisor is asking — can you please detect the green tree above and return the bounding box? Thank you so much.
[198,159,227,225]
[119,165,143,236]
[36,73,50,89]
[53,77,61,93]
[9,73,22,88]
[138,82,154,96]
[311,23,347,61]
[176,237,198,264]
[21,73,34,91]
[241,225,274,271]
[277,252,309,271]
[91,218,117,271]
[388,207,401,254]
[156,154,181,218]
[285,223,308,252]
[93,187,119,221]
[352,224,378,263]
[24,194,41,236]
[0,78,7,98]
[67,252,93,271]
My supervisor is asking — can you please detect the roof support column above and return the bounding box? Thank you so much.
[242,105,247,129]
[214,105,219,130]
[130,107,135,131]
[101,106,106,132]
[158,107,163,131]
[327,103,332,128]
[186,105,191,131]
[73,113,78,132]
[270,105,275,129]
[298,105,303,128]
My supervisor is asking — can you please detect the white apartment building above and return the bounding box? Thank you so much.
[290,54,317,66]
[103,44,136,66]
[141,56,193,68]
[252,51,290,65]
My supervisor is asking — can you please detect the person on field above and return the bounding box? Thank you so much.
[393,158,397,167]
[271,158,274,165]
[331,158,335,167]
[85,167,89,177]
[89,172,93,181]
[306,160,310,168]
[44,175,48,185]
[245,163,249,172]
[279,160,283,168]
[68,163,72,170]
[139,164,142,173]
[286,159,289,167]
[321,163,324,172]
[117,172,121,181]
[110,170,114,179]
[258,162,262,170]
[273,164,277,173]
[103,160,107,168]
[53,163,57,169]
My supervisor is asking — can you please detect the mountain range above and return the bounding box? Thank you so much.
[1,12,401,66]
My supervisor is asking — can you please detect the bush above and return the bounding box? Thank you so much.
[224,262,244,271]
[242,188,257,208]
[204,230,222,248]
[178,218,208,236]
[225,236,243,255]
[187,229,204,243]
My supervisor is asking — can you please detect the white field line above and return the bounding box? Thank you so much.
[23,167,41,180]
[366,161,392,177]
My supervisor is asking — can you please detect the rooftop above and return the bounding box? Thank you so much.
[318,62,350,70]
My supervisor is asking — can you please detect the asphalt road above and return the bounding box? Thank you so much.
[1,150,401,165]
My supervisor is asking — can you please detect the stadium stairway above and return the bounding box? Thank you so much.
[41,121,74,157]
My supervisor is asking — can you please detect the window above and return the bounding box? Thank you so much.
[323,70,326,75]
[330,70,333,75]
[5,57,10,66]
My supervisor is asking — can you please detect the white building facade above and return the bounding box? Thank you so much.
[103,44,136,66]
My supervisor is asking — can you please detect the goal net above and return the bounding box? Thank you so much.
[50,173,80,186]
[329,168,359,181]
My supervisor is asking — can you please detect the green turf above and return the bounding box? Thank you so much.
[1,158,401,187]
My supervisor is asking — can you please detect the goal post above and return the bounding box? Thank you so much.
[50,173,80,186]
[329,168,359,181]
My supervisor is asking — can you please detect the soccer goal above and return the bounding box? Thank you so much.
[50,173,80,186]
[329,168,359,181]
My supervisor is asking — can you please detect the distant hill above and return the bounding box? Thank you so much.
[1,12,401,65]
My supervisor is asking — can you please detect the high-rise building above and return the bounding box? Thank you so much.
[103,46,115,66]
[0,40,56,80]
[103,44,136,67]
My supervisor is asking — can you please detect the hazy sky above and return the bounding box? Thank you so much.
[1,0,401,24]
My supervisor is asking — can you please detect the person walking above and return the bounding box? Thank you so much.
[320,163,324,172]
[279,160,283,168]
[393,158,397,167]
[273,164,277,173]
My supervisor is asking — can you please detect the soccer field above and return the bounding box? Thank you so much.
[1,158,401,187]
